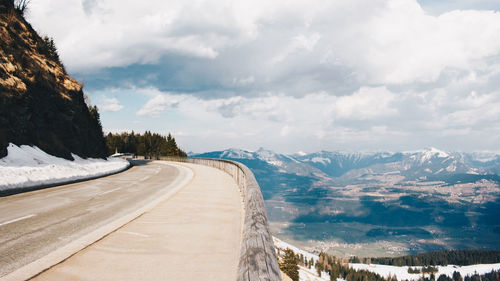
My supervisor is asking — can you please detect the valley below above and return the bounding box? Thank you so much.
[195,148,500,258]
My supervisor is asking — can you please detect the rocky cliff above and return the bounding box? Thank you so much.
[0,0,107,159]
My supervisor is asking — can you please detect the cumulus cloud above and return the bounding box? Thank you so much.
[25,0,500,152]
[125,84,500,152]
[28,0,500,88]
[98,97,123,112]
[333,87,397,120]
[136,94,179,117]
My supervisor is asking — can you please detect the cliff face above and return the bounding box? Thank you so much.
[0,0,107,159]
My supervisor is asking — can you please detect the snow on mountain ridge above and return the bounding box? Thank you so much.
[200,147,500,179]
[221,148,255,159]
[310,157,332,165]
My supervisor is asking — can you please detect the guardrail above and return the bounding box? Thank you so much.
[160,157,281,281]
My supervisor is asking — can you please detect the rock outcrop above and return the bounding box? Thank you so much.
[0,0,107,159]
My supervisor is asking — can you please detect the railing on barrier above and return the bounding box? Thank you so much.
[159,157,282,281]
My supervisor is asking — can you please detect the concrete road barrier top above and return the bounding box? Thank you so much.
[161,157,281,281]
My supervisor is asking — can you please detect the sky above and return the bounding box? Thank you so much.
[26,0,500,154]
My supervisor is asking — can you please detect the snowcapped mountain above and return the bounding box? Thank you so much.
[196,147,324,177]
[194,147,500,184]
[194,148,500,253]
[295,150,403,177]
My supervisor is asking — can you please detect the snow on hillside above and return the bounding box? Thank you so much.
[274,236,500,281]
[274,236,336,281]
[351,263,500,281]
[274,236,319,264]
[0,143,130,191]
[220,148,255,159]
[311,157,332,165]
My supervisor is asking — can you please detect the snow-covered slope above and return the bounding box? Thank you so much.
[350,263,500,281]
[274,236,500,281]
[0,143,130,191]
[274,236,333,281]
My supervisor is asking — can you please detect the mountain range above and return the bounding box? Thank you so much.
[194,147,500,186]
[194,147,500,256]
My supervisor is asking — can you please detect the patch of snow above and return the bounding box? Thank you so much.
[298,265,332,281]
[274,237,332,281]
[311,157,331,165]
[221,148,254,159]
[254,148,285,167]
[297,151,307,156]
[467,168,479,174]
[351,263,500,281]
[417,148,450,163]
[274,236,500,281]
[221,148,255,159]
[404,148,450,164]
[274,236,319,262]
[428,147,449,158]
[284,154,301,163]
[446,162,457,172]
[268,160,284,167]
[256,147,275,158]
[0,143,130,191]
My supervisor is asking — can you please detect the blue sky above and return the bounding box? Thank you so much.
[27,0,500,153]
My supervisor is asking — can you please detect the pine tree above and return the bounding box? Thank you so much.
[452,271,463,281]
[279,248,299,281]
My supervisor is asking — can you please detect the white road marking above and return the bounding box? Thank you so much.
[0,214,36,227]
[120,231,149,238]
[138,175,150,182]
[100,187,121,196]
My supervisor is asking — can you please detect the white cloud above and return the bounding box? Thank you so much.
[354,6,500,83]
[25,0,500,152]
[333,87,397,120]
[98,97,123,112]
[136,94,179,117]
[271,32,321,64]
[27,0,500,86]
[119,85,500,152]
[232,76,255,86]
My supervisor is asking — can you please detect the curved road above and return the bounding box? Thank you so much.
[0,160,192,279]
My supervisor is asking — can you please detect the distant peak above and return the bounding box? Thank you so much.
[296,151,307,156]
[424,147,449,158]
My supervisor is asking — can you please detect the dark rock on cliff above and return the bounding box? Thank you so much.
[0,0,107,159]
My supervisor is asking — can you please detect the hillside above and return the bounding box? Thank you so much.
[0,0,107,160]
[274,236,500,281]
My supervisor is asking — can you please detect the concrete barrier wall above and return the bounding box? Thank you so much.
[160,157,281,281]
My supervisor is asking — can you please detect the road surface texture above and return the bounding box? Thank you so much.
[31,162,243,281]
[0,160,193,280]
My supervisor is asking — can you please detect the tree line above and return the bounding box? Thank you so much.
[105,131,187,158]
[351,250,500,267]
[316,252,388,281]
[277,248,387,281]
[277,248,500,281]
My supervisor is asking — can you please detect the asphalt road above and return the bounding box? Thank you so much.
[0,160,188,278]
[32,163,243,281]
